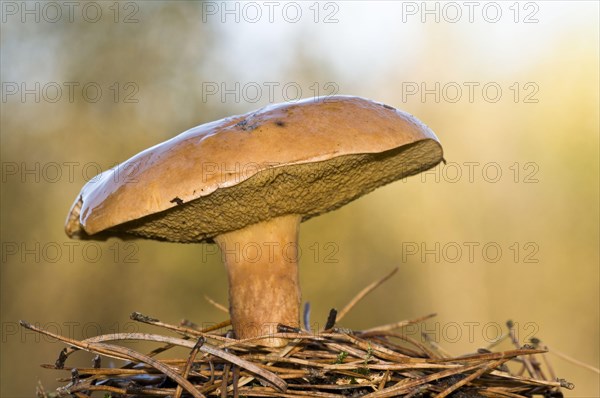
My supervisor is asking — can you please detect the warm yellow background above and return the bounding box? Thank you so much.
[1,2,598,396]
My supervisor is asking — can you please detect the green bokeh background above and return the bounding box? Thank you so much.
[1,1,598,396]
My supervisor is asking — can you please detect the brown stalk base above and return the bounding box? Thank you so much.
[24,311,573,398]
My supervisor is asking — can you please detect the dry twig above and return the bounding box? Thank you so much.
[22,270,572,397]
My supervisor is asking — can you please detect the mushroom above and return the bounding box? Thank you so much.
[65,96,443,346]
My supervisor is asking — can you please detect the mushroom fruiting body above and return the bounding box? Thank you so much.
[65,96,444,345]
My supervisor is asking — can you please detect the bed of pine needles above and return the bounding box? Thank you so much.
[23,269,574,398]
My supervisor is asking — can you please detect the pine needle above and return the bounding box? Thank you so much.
[336,267,399,323]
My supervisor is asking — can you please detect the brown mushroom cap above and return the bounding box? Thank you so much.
[66,96,443,242]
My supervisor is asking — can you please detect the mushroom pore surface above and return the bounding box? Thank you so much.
[110,139,441,242]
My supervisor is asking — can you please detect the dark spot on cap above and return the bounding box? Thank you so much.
[236,119,258,131]
[170,197,184,206]
[382,103,395,110]
[275,120,286,127]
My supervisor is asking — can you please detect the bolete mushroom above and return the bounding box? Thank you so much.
[65,95,443,346]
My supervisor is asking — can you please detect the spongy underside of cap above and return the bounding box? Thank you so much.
[110,139,442,243]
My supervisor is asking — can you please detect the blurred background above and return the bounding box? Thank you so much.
[1,1,598,396]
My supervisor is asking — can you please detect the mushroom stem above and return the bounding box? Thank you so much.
[214,214,301,346]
